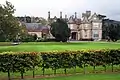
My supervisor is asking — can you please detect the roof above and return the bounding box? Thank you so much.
[68,16,81,24]
[23,23,49,32]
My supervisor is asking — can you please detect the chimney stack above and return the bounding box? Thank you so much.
[75,12,77,19]
[65,14,67,19]
[60,11,62,19]
[65,14,67,21]
[24,15,26,23]
[48,11,50,19]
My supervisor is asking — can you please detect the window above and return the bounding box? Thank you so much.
[93,23,99,28]
[94,31,99,37]
[70,24,73,29]
[84,30,87,37]
[85,24,88,28]
[85,34,87,37]
[93,17,97,20]
[94,34,99,37]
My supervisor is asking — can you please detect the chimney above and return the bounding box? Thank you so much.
[65,14,67,19]
[24,15,26,23]
[65,14,67,21]
[75,12,77,19]
[48,11,50,19]
[60,11,62,19]
[86,11,91,18]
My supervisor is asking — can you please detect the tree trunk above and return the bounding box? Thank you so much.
[42,68,45,76]
[83,63,86,74]
[112,63,114,72]
[64,68,67,75]
[7,70,11,80]
[74,66,76,74]
[93,65,96,73]
[54,68,57,75]
[33,66,35,78]
[104,66,107,72]
[20,70,24,79]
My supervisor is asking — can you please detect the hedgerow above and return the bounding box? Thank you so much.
[0,49,120,80]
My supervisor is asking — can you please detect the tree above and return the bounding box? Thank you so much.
[50,19,71,42]
[38,17,47,25]
[102,19,120,42]
[0,1,25,41]
[108,24,120,42]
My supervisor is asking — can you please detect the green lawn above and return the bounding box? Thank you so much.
[0,42,120,52]
[28,73,120,80]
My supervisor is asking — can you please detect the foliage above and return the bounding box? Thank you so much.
[108,24,120,42]
[21,34,37,42]
[0,49,120,79]
[0,1,26,42]
[102,19,120,42]
[50,19,71,42]
[38,17,47,25]
[0,52,40,79]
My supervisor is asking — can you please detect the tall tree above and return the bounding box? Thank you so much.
[102,19,120,42]
[50,19,71,42]
[0,1,24,41]
[108,24,120,42]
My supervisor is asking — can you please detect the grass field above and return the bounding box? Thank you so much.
[28,73,120,80]
[0,42,120,52]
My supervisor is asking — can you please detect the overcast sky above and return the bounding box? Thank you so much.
[0,0,120,20]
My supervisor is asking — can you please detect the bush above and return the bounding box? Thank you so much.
[21,34,36,42]
[0,52,40,80]
[0,49,120,79]
[36,38,56,42]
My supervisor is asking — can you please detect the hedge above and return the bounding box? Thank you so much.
[0,49,120,80]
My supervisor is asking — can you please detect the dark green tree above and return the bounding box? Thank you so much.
[102,19,120,42]
[0,1,25,41]
[50,19,71,42]
[108,24,120,42]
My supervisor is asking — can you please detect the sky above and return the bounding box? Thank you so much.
[0,0,120,20]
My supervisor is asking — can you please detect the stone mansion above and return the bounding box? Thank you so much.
[19,11,107,41]
[48,11,106,41]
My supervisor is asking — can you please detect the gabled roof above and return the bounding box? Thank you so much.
[81,12,103,23]
[89,13,102,22]
[23,23,49,32]
[68,16,81,24]
[68,16,75,24]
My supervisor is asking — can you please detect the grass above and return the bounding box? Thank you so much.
[0,42,120,52]
[28,73,120,80]
[0,65,120,79]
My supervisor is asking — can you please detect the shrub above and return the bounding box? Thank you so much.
[0,49,120,79]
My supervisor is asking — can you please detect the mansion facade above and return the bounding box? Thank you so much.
[48,11,106,41]
[18,11,107,41]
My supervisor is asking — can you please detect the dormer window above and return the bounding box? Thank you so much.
[94,17,97,20]
[54,19,57,22]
